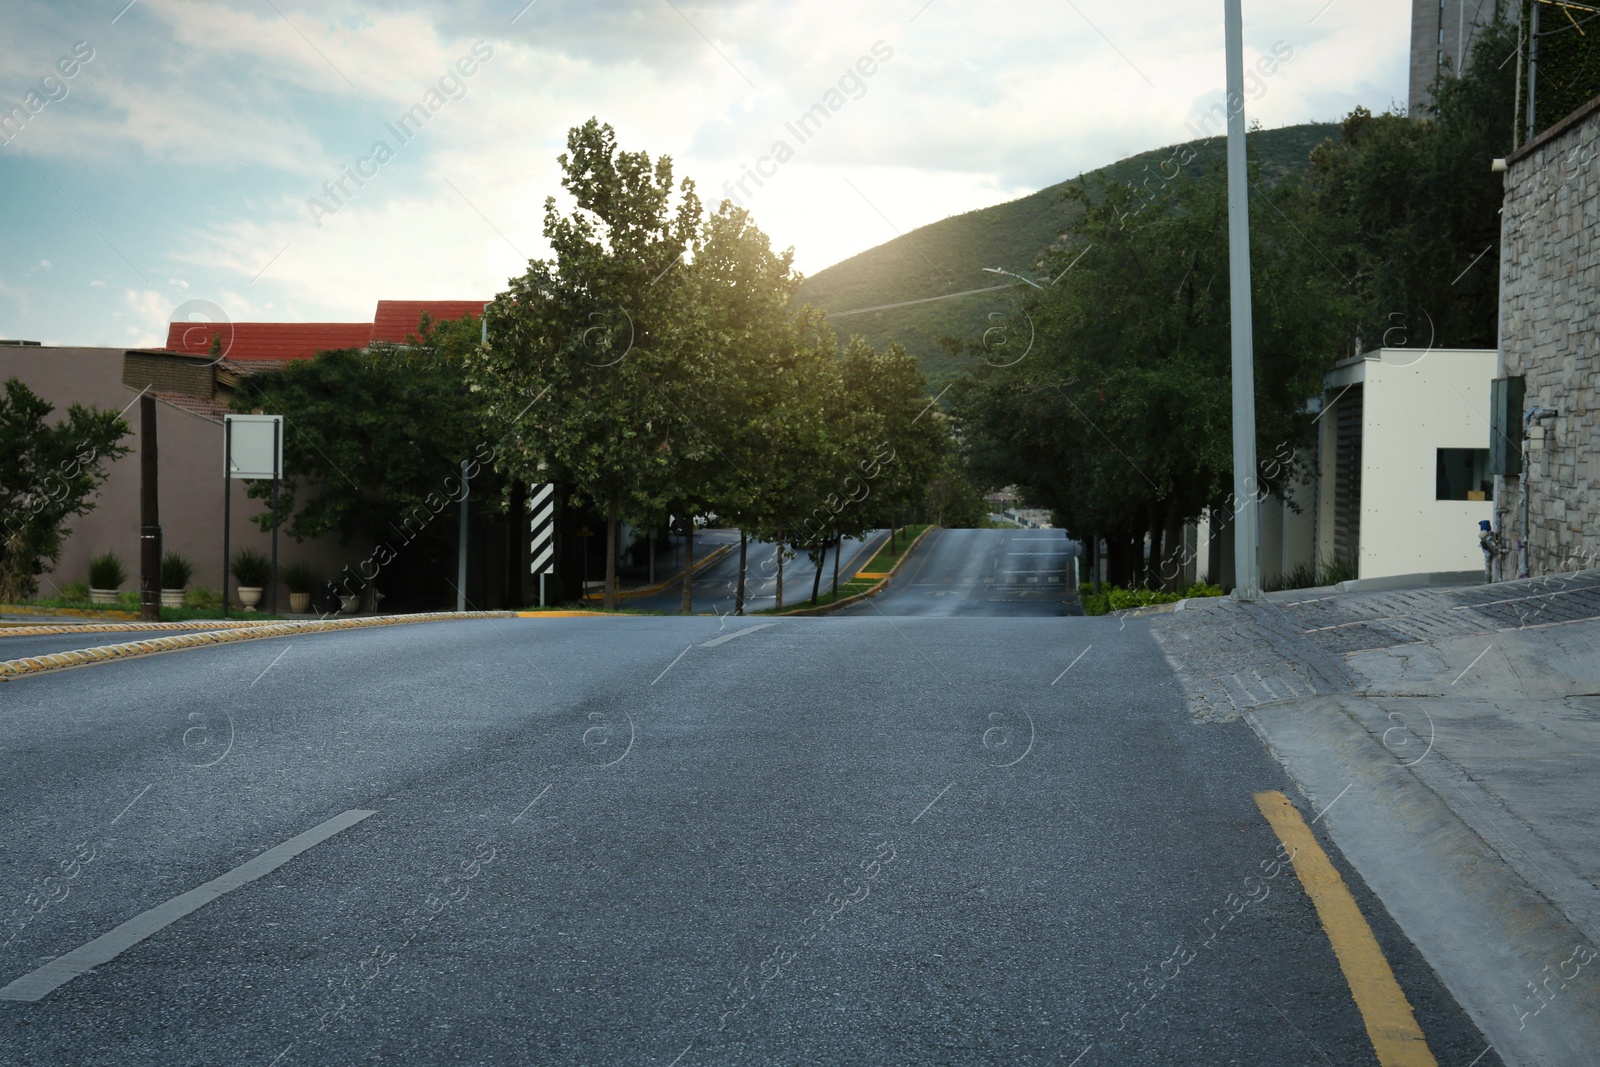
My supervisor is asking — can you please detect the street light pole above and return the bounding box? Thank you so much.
[1224,0,1261,600]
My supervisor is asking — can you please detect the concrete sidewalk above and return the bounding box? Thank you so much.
[1150,571,1600,1067]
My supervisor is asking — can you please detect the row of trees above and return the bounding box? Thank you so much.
[239,120,960,612]
[951,19,1519,588]
[472,119,951,610]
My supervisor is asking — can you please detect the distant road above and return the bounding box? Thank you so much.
[837,527,1082,617]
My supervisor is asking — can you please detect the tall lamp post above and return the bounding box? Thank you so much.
[1224,0,1261,600]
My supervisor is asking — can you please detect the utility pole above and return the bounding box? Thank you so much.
[1224,0,1261,600]
[139,395,161,622]
[458,458,469,612]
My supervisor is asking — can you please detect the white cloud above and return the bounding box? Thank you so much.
[1,0,1413,344]
[38,259,51,269]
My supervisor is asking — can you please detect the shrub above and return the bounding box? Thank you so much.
[1318,555,1358,586]
[230,548,271,587]
[1079,580,1223,616]
[161,551,195,589]
[88,551,127,589]
[60,580,90,602]
[282,561,318,594]
[184,586,223,610]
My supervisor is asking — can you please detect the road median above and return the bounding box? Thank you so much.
[778,525,937,616]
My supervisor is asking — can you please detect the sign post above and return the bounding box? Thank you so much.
[222,414,285,615]
[529,483,556,607]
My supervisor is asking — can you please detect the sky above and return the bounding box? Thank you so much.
[0,0,1410,347]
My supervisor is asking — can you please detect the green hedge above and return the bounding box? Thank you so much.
[1079,581,1223,616]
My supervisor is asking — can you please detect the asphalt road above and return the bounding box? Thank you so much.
[840,527,1083,617]
[0,601,1498,1064]
[0,628,220,661]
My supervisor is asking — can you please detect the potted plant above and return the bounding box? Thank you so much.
[88,551,126,606]
[230,548,271,610]
[160,552,194,608]
[282,561,317,613]
[339,587,361,614]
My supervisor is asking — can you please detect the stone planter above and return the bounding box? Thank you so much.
[161,589,185,608]
[289,592,311,613]
[89,588,119,606]
[237,586,263,610]
[339,594,360,614]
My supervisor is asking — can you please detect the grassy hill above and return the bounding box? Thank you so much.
[797,122,1340,387]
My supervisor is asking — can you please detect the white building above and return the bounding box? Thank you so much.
[1316,347,1497,580]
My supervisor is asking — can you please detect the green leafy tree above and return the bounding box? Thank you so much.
[838,337,946,551]
[0,378,131,600]
[231,313,497,573]
[663,201,805,613]
[923,445,988,529]
[1303,17,1518,351]
[475,119,702,610]
[954,155,1347,588]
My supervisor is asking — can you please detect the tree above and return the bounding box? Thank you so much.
[953,153,1348,589]
[230,313,502,605]
[1302,17,1518,352]
[663,201,804,613]
[475,119,702,610]
[924,445,988,529]
[838,336,946,551]
[232,317,494,546]
[0,378,131,600]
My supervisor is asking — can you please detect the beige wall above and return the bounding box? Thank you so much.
[1,346,348,606]
[1318,348,1496,579]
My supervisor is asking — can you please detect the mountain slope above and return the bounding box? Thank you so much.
[797,122,1340,386]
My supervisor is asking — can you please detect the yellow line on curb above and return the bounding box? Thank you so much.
[513,611,628,618]
[0,612,521,680]
[1253,791,1438,1067]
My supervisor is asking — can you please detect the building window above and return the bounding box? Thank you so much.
[1437,448,1492,500]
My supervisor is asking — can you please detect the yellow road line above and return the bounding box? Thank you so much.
[1253,790,1438,1067]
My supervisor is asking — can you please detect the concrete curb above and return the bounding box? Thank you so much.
[0,611,520,681]
[0,619,278,638]
[1336,570,1484,593]
[582,542,735,602]
[779,526,938,617]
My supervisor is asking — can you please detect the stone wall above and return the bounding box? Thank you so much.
[1497,95,1600,576]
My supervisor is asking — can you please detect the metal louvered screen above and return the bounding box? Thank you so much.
[1332,384,1363,568]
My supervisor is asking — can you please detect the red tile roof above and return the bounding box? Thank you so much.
[163,321,373,362]
[370,300,488,343]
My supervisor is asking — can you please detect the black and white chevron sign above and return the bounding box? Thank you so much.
[529,483,556,576]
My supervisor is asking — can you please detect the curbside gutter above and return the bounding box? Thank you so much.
[582,543,735,602]
[0,611,520,681]
[780,526,939,617]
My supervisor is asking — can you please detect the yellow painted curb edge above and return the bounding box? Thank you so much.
[0,619,274,639]
[0,611,521,681]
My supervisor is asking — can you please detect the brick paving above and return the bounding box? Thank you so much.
[1149,570,1600,720]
